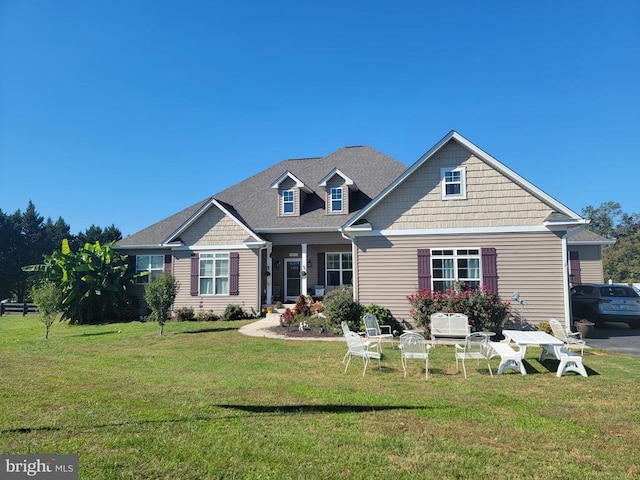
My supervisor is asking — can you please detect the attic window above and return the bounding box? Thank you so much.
[441,167,467,200]
[330,187,343,212]
[282,190,295,214]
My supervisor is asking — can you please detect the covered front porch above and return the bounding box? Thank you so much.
[261,235,353,305]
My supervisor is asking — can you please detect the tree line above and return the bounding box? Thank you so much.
[0,201,122,302]
[1,200,638,310]
[581,201,640,283]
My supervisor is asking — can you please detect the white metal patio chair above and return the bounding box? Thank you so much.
[455,332,494,379]
[342,331,381,377]
[549,318,586,356]
[399,332,431,379]
[363,313,394,350]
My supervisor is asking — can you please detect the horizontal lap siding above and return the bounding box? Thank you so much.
[356,231,565,325]
[173,249,259,315]
[570,246,605,283]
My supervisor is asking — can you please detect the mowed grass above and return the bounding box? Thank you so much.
[1,317,639,479]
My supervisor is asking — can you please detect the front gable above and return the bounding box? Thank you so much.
[180,205,251,246]
[344,131,585,233]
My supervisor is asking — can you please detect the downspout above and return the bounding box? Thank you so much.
[562,226,588,333]
[340,229,358,303]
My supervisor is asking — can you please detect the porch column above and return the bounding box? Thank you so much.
[301,243,308,297]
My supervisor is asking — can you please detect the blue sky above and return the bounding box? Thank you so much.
[1,0,638,237]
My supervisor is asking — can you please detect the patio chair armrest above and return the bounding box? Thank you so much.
[568,331,582,341]
[380,325,392,335]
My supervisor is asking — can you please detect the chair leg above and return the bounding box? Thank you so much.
[344,354,352,373]
[362,356,369,377]
[401,356,407,377]
[462,359,468,379]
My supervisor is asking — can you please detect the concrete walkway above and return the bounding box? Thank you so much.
[238,313,343,341]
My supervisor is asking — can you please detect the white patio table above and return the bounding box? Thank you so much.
[502,330,564,367]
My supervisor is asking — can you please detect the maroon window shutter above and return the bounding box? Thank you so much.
[190,254,199,296]
[482,247,498,295]
[317,252,325,285]
[164,254,172,274]
[417,249,431,291]
[569,251,582,285]
[230,252,240,296]
[128,255,137,274]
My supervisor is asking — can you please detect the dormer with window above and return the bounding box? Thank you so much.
[440,166,467,200]
[270,171,312,217]
[318,168,358,215]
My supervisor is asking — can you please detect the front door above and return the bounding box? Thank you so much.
[285,259,301,301]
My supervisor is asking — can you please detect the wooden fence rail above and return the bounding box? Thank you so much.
[0,302,39,316]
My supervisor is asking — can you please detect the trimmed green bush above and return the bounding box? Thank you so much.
[323,286,362,332]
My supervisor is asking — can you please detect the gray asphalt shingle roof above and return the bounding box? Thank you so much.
[117,146,408,247]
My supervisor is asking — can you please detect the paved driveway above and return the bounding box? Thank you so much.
[586,322,640,356]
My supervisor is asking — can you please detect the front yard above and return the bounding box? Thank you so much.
[1,317,638,479]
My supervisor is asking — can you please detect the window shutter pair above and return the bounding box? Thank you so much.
[417,247,498,294]
[189,253,240,296]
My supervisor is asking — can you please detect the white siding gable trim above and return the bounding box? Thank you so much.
[318,168,358,191]
[270,171,313,193]
[163,198,265,246]
[347,225,554,237]
[343,130,585,230]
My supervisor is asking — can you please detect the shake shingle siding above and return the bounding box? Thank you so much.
[365,142,554,230]
[181,206,249,246]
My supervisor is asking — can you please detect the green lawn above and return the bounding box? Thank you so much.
[1,316,639,479]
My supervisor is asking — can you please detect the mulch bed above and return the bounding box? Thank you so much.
[267,325,340,339]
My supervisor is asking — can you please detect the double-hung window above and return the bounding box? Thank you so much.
[199,253,229,295]
[136,255,164,284]
[282,190,295,214]
[441,167,467,200]
[326,252,353,286]
[431,249,480,291]
[330,187,343,213]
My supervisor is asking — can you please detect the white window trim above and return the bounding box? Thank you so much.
[430,248,481,291]
[440,167,467,200]
[199,252,230,296]
[282,189,295,215]
[136,254,164,284]
[325,252,353,286]
[330,187,343,213]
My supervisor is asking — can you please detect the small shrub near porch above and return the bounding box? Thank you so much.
[407,284,511,333]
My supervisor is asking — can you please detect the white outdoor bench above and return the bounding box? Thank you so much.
[555,347,588,378]
[489,341,527,375]
[429,313,470,347]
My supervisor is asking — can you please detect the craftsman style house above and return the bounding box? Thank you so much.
[116,131,609,326]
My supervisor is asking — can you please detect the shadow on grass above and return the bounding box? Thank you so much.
[70,330,122,337]
[537,358,599,376]
[179,327,240,335]
[216,404,426,414]
[1,405,429,435]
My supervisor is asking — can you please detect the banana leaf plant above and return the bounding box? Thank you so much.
[23,239,143,324]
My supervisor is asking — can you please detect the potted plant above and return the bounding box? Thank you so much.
[574,318,595,338]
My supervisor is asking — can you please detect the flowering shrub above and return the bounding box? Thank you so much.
[406,286,511,333]
[280,308,295,327]
[294,294,311,318]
